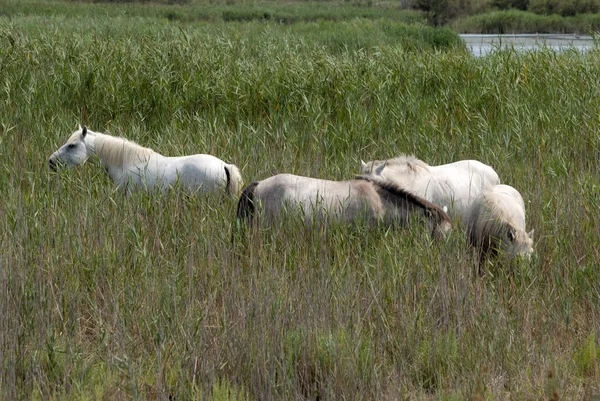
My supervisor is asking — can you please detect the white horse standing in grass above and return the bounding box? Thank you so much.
[236,173,452,238]
[463,184,534,269]
[361,155,500,218]
[48,126,244,196]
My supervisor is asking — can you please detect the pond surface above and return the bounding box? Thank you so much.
[459,34,596,57]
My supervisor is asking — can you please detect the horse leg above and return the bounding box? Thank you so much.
[477,241,491,276]
[478,250,486,276]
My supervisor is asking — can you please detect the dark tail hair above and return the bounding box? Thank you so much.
[236,181,259,226]
[224,165,230,192]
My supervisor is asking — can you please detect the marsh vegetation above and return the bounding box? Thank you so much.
[0,0,599,399]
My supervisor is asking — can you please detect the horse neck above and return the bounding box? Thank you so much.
[89,132,154,169]
[377,182,444,220]
[379,186,423,211]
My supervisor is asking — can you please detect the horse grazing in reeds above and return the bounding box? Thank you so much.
[48,126,243,196]
[236,173,451,238]
[463,184,534,270]
[361,155,500,219]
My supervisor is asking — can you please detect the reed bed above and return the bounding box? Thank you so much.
[453,9,600,33]
[0,1,599,399]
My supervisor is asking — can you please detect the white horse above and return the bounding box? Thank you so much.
[463,184,534,269]
[48,126,243,196]
[361,155,500,218]
[236,173,452,238]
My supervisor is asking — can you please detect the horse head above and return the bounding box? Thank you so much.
[48,126,93,170]
[507,227,534,260]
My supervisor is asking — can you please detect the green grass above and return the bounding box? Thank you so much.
[1,1,600,400]
[0,0,427,24]
[454,9,600,33]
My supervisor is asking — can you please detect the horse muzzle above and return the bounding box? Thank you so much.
[48,158,61,171]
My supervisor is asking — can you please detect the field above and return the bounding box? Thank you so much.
[1,0,600,399]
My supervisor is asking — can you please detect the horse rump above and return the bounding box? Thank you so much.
[224,164,244,197]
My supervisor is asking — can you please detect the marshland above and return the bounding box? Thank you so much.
[0,0,599,399]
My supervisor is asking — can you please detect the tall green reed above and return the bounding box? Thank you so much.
[0,4,599,399]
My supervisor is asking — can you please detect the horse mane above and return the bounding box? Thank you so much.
[467,202,505,242]
[94,133,154,167]
[356,175,448,218]
[385,154,430,173]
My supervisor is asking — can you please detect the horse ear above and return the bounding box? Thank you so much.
[528,229,535,240]
[361,160,367,169]
[374,162,385,176]
[82,126,87,137]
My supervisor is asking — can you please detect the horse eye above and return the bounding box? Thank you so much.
[67,144,76,149]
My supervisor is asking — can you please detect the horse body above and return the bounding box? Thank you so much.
[361,155,500,218]
[111,152,232,193]
[48,127,243,196]
[236,173,451,237]
[463,184,534,266]
[247,173,383,225]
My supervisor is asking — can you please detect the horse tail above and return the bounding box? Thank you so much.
[236,181,259,226]
[224,164,243,197]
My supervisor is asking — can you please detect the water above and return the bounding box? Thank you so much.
[459,33,596,57]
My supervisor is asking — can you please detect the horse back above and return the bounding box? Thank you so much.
[250,174,382,224]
